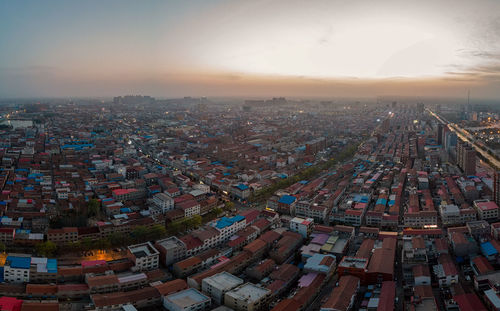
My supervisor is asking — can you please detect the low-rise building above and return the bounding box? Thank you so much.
[202,272,244,305]
[0,228,15,244]
[155,236,187,266]
[224,283,271,311]
[212,215,246,242]
[163,288,211,311]
[91,286,161,310]
[303,253,336,277]
[4,256,31,283]
[127,242,160,271]
[47,227,79,244]
[152,192,174,213]
[432,255,459,286]
[289,217,314,238]
[320,275,359,311]
[474,200,499,221]
[178,200,201,218]
[337,257,369,283]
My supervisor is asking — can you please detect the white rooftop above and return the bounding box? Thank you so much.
[203,272,243,290]
[225,283,270,302]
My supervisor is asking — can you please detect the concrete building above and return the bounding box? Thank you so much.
[0,228,15,244]
[289,217,314,238]
[494,171,500,207]
[163,288,211,311]
[231,184,251,199]
[3,256,31,283]
[433,262,458,286]
[152,192,174,213]
[155,236,187,266]
[439,204,477,226]
[303,253,336,277]
[212,215,246,242]
[127,242,160,271]
[224,283,271,311]
[413,264,431,286]
[457,140,476,175]
[178,200,201,218]
[47,227,78,244]
[474,200,499,221]
[202,272,244,305]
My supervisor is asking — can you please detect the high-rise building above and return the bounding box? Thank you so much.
[463,147,476,176]
[416,103,424,114]
[494,171,500,207]
[444,131,457,153]
[456,139,476,175]
[437,124,444,145]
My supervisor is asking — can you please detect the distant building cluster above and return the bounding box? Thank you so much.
[0,99,497,310]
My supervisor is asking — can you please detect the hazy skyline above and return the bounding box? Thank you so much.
[1,0,500,99]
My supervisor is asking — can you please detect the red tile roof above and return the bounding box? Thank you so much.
[377,281,396,311]
[321,275,359,310]
[153,279,187,296]
[454,293,487,311]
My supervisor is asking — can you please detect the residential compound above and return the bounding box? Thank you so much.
[0,99,497,310]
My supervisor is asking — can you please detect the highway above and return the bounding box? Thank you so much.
[427,108,500,170]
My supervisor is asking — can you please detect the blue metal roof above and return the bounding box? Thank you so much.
[481,242,498,256]
[6,256,31,269]
[279,195,296,205]
[61,143,94,150]
[47,259,57,273]
[235,184,249,191]
[215,215,245,229]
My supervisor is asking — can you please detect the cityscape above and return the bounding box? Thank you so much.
[1,1,500,311]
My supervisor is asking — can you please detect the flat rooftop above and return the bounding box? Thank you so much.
[156,236,185,250]
[225,283,270,302]
[128,242,158,258]
[331,238,348,253]
[203,272,243,290]
[339,256,369,269]
[165,288,210,308]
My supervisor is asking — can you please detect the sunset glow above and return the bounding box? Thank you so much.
[1,0,499,98]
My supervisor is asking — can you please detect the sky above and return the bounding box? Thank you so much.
[1,0,500,99]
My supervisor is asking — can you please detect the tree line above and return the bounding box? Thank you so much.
[250,143,359,203]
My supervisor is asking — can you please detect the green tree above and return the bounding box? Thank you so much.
[249,142,361,203]
[224,201,235,211]
[149,224,167,240]
[87,198,101,218]
[36,241,57,257]
[0,242,6,253]
[191,215,202,227]
[96,238,111,250]
[82,237,94,251]
[167,221,183,235]
[108,232,130,247]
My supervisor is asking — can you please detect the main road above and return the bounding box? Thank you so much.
[427,108,500,170]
